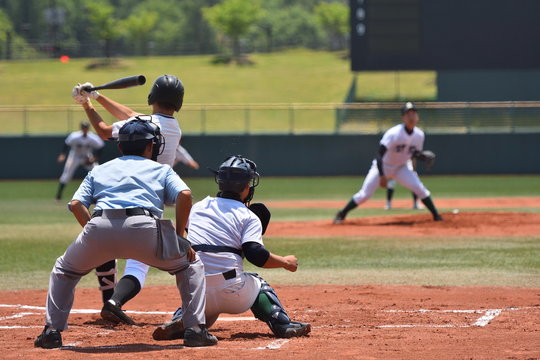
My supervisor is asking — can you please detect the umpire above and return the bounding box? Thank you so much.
[34,119,217,349]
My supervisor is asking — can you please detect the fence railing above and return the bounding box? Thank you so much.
[1,102,539,135]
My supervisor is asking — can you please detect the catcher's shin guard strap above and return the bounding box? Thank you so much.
[250,277,290,327]
[95,260,117,291]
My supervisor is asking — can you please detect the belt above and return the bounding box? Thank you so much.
[222,269,236,280]
[192,244,243,256]
[92,208,155,218]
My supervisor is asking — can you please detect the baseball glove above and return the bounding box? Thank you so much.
[414,150,436,170]
[249,203,271,235]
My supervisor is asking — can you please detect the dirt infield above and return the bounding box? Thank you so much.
[1,197,539,359]
[267,211,540,237]
[1,285,539,360]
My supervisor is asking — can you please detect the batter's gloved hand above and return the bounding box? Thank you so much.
[71,83,89,104]
[80,82,100,99]
[249,203,271,235]
[414,150,436,170]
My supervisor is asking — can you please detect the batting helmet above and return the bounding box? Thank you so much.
[118,116,165,161]
[147,75,184,112]
[212,155,259,203]
[401,101,417,115]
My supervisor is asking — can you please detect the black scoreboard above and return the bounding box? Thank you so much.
[350,0,540,71]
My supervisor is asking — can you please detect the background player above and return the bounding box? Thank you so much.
[333,102,442,224]
[72,75,185,312]
[385,160,422,210]
[175,144,200,170]
[149,155,311,340]
[55,121,104,201]
[34,119,217,349]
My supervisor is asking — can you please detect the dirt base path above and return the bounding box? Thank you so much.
[1,285,539,360]
[266,211,540,237]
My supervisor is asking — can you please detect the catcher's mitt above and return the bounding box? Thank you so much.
[414,150,436,170]
[249,203,271,235]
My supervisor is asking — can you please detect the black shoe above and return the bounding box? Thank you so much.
[34,327,62,349]
[333,212,345,225]
[434,214,443,221]
[100,300,135,325]
[272,321,311,338]
[183,326,218,347]
[153,318,185,340]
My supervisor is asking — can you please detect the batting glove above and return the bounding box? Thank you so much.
[71,84,89,104]
[80,82,100,99]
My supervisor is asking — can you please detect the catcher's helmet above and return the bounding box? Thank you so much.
[147,75,184,111]
[401,101,417,115]
[213,155,259,202]
[118,116,165,161]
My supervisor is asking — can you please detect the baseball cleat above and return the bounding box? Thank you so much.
[333,212,345,225]
[272,321,311,338]
[34,327,62,349]
[101,300,136,325]
[183,326,218,347]
[412,203,423,210]
[433,214,443,221]
[384,202,392,210]
[153,318,185,340]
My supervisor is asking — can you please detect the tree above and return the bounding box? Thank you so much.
[202,0,263,62]
[314,1,348,51]
[85,0,122,57]
[121,9,158,55]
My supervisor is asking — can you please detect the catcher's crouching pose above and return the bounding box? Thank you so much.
[334,102,442,224]
[34,119,217,349]
[151,155,311,340]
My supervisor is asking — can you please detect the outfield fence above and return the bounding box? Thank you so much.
[1,101,539,135]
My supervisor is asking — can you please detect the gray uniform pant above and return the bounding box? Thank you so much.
[45,209,206,331]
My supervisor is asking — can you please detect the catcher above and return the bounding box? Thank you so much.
[145,155,310,340]
[334,102,443,223]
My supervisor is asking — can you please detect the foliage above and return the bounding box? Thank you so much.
[203,0,264,62]
[314,2,349,50]
[85,0,123,57]
[0,0,347,58]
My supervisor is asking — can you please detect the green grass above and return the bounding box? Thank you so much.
[0,49,437,134]
[0,175,538,290]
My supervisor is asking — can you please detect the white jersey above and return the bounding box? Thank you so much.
[187,196,264,275]
[111,113,181,166]
[175,145,195,166]
[65,131,104,158]
[380,124,424,168]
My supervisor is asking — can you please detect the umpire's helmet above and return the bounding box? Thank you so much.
[118,116,165,161]
[147,75,184,112]
[213,155,259,203]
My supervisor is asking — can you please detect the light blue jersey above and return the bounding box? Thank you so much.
[72,155,189,218]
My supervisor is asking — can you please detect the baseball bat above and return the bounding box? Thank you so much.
[84,75,146,91]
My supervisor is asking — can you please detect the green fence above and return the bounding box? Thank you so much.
[1,102,539,136]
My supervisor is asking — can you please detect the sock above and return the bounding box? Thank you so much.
[340,199,358,217]
[421,196,440,218]
[111,275,141,306]
[386,188,394,202]
[56,183,65,200]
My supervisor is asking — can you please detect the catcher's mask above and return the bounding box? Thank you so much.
[147,75,184,112]
[211,155,260,204]
[117,116,165,161]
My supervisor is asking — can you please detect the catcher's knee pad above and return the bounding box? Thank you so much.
[250,276,290,327]
[95,259,117,292]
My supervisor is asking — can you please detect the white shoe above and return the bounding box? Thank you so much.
[384,202,392,210]
[412,202,423,210]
